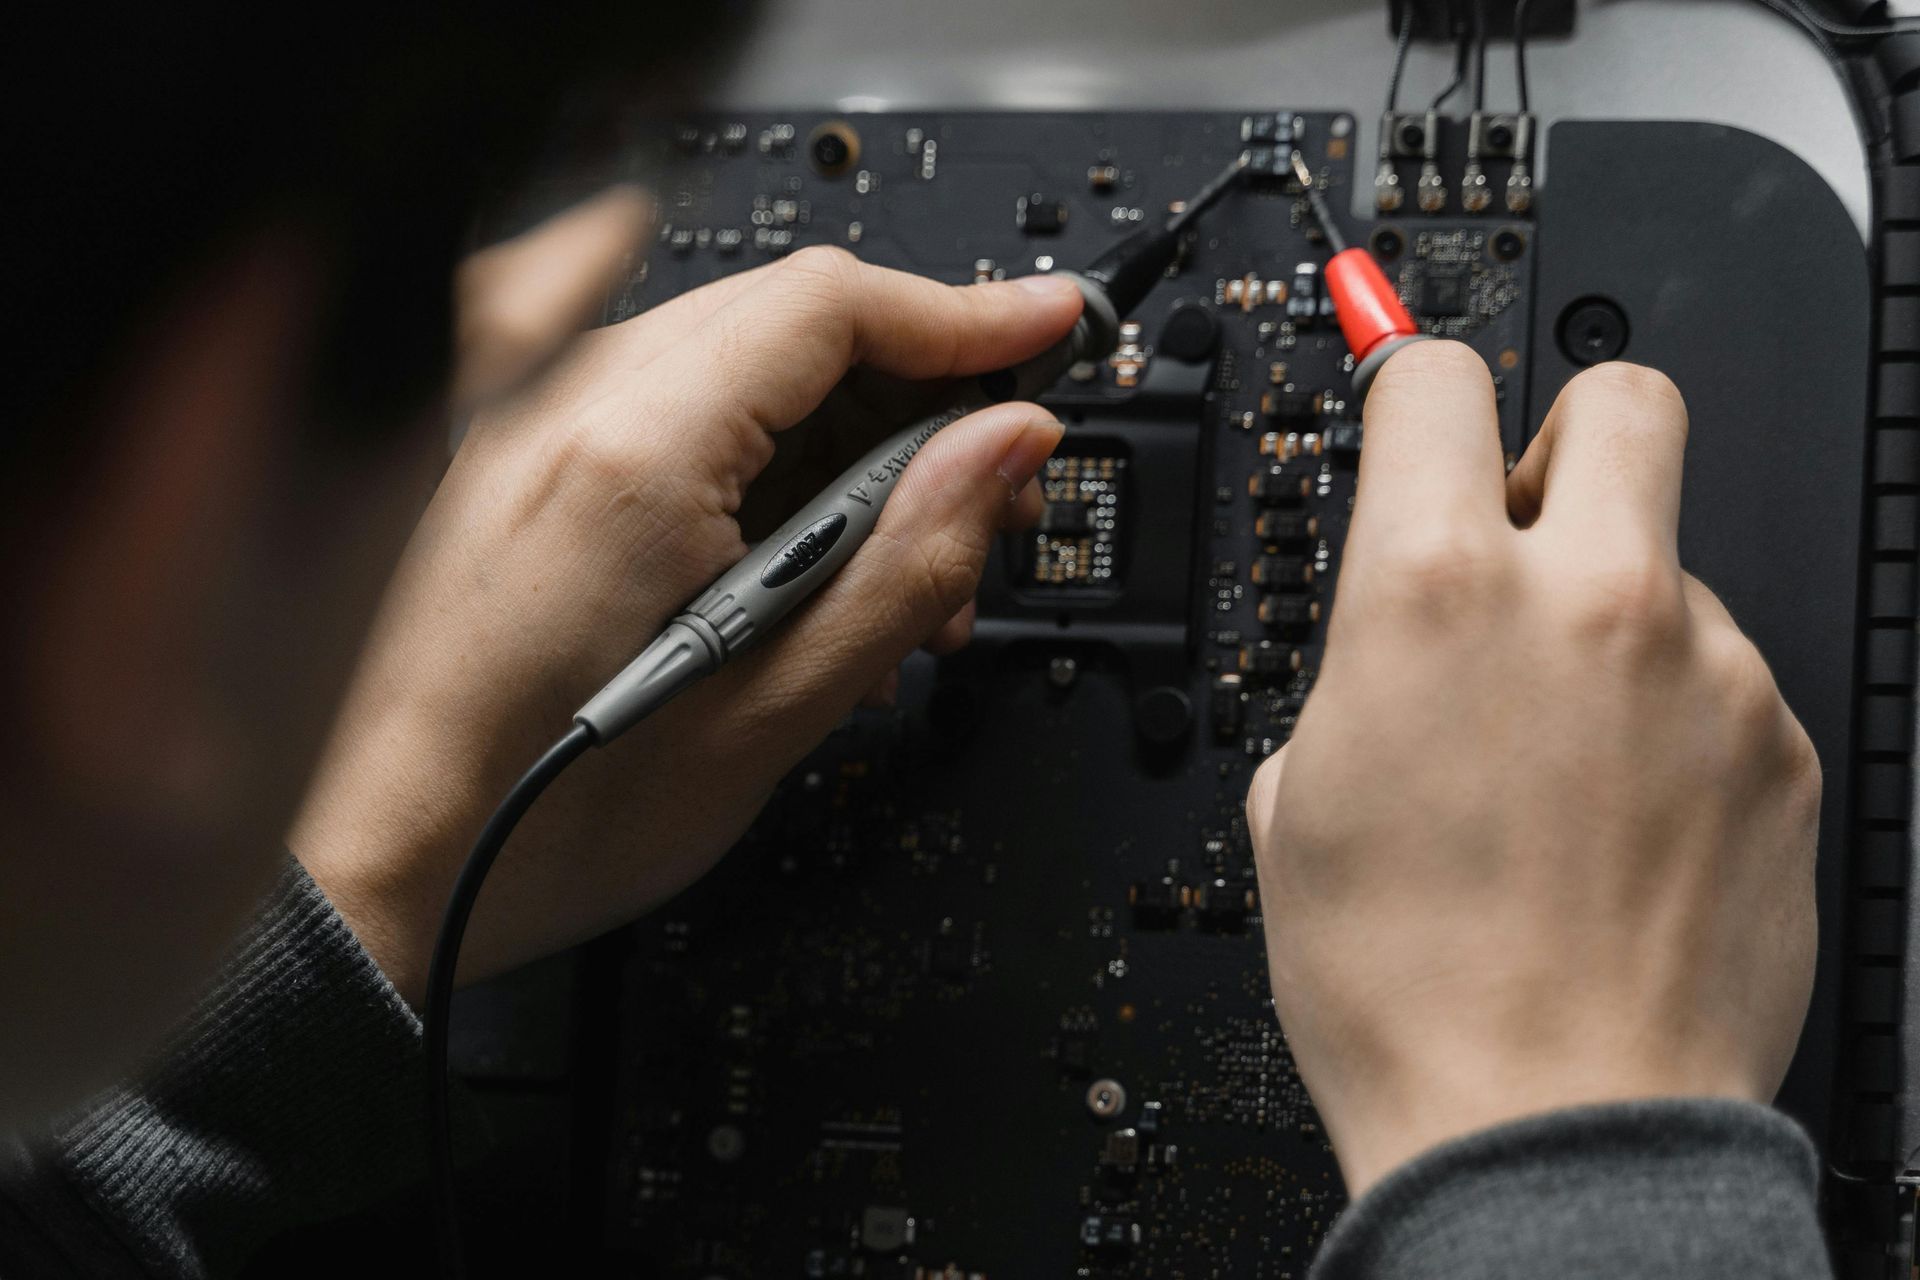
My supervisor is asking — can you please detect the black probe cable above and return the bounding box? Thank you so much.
[1430,24,1471,111]
[1471,0,1489,111]
[1386,2,1415,114]
[424,722,594,1273]
[1514,0,1533,114]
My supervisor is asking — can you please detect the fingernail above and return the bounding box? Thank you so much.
[1012,273,1083,300]
[996,418,1065,495]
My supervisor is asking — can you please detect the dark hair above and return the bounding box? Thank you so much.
[4,6,758,467]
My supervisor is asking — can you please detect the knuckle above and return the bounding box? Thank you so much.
[701,312,804,424]
[1727,665,1780,738]
[546,419,740,567]
[1366,525,1506,620]
[1565,361,1690,437]
[918,526,987,615]
[875,525,986,633]
[548,420,644,501]
[1563,556,1685,649]
[1702,626,1785,729]
[1247,753,1285,826]
[781,243,861,296]
[536,431,664,573]
[767,245,863,369]
[1782,722,1824,819]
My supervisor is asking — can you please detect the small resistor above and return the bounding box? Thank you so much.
[1250,555,1314,589]
[1255,510,1319,548]
[1248,464,1311,506]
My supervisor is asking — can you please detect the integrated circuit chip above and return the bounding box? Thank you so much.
[1026,453,1125,589]
[1417,267,1469,315]
[1017,191,1068,233]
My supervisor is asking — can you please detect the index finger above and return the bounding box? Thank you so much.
[645,246,1086,443]
[1505,362,1689,555]
[1350,341,1510,544]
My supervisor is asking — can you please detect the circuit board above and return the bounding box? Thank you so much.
[597,110,1537,1278]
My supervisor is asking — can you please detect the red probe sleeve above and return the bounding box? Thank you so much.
[1325,247,1419,364]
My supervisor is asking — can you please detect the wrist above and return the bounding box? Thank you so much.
[295,840,433,1008]
[288,711,499,1007]
[1313,1098,1826,1280]
[1317,1041,1764,1196]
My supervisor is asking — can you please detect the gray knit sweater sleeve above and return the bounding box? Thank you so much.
[0,858,430,1278]
[1309,1097,1833,1280]
[0,858,1835,1279]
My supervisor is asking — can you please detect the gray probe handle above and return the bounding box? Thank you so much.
[575,273,1119,743]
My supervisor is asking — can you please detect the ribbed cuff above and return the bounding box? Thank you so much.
[37,857,431,1277]
[1310,1098,1831,1280]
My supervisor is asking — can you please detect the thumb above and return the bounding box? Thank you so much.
[713,401,1062,736]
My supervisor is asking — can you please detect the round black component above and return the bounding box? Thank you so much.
[1369,226,1405,261]
[812,132,849,168]
[1133,686,1193,745]
[806,121,860,176]
[1489,227,1526,262]
[1487,121,1515,150]
[1396,120,1425,151]
[1158,301,1219,363]
[1557,296,1631,367]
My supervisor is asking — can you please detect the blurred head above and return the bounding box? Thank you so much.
[0,5,755,1114]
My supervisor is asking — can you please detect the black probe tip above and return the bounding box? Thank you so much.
[1289,151,1347,256]
[1085,151,1253,317]
[1167,151,1252,235]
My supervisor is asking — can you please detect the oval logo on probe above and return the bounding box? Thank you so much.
[760,512,848,587]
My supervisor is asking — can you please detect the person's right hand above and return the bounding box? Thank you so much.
[1245,342,1821,1196]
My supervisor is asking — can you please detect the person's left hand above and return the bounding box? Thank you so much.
[289,243,1083,1003]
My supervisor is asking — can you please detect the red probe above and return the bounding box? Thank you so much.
[1289,151,1431,397]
